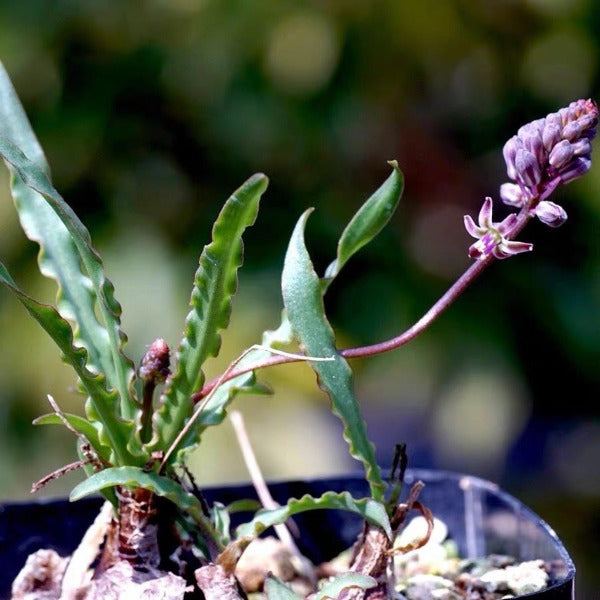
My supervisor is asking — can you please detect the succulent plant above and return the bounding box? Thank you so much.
[0,57,596,598]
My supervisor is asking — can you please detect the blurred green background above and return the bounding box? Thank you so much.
[0,0,598,595]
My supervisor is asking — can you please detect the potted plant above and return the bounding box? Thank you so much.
[0,57,595,598]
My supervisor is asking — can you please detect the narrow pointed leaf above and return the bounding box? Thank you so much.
[11,175,122,383]
[33,412,110,462]
[324,162,404,286]
[236,491,391,539]
[314,573,377,599]
[0,61,47,172]
[0,62,136,421]
[265,575,302,600]
[149,174,268,457]
[0,262,135,465]
[282,210,385,501]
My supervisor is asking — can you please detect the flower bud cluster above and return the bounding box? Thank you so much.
[500,99,598,226]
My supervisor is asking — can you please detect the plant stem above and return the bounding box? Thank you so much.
[343,256,492,358]
[193,208,532,402]
[140,380,156,444]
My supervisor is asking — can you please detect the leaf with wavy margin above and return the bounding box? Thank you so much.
[0,61,136,422]
[0,62,132,389]
[236,491,391,539]
[148,174,268,458]
[281,211,385,501]
[0,262,136,466]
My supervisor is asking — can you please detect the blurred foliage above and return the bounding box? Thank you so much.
[0,0,598,594]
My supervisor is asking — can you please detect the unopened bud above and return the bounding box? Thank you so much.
[542,123,561,151]
[140,338,171,383]
[500,183,526,207]
[534,200,568,228]
[559,156,591,184]
[515,149,542,187]
[571,138,591,157]
[548,140,574,169]
[562,121,582,141]
[503,137,519,180]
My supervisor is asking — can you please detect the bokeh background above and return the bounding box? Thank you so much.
[0,0,598,595]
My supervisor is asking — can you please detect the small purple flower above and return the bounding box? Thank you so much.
[499,99,598,223]
[464,197,533,260]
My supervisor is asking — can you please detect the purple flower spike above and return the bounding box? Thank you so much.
[464,197,533,260]
[499,99,598,220]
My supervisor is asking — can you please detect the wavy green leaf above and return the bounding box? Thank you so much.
[314,573,377,599]
[236,491,391,539]
[70,466,222,552]
[281,210,385,501]
[11,176,121,378]
[0,62,122,383]
[70,466,212,528]
[149,174,268,457]
[33,412,110,463]
[70,467,191,504]
[0,61,136,422]
[0,262,135,465]
[264,575,302,600]
[324,162,403,287]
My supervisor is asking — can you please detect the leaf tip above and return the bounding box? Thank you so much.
[387,160,404,181]
[69,489,83,502]
[248,172,270,192]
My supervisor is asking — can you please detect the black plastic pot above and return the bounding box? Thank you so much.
[0,469,574,599]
